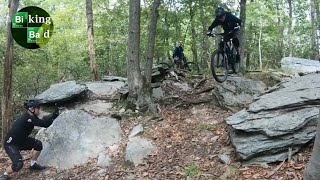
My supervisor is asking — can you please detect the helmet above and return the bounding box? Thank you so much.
[24,98,43,109]
[215,7,225,18]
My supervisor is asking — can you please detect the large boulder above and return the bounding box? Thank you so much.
[36,110,122,169]
[36,81,87,103]
[281,57,320,74]
[86,81,125,100]
[212,76,267,108]
[226,73,320,164]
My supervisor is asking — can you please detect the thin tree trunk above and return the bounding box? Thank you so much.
[258,15,262,70]
[287,0,293,57]
[2,0,20,147]
[144,0,161,89]
[315,0,320,59]
[200,0,209,69]
[240,0,247,72]
[164,4,171,61]
[127,0,143,101]
[86,0,98,80]
[189,2,198,64]
[304,108,320,180]
[311,0,318,59]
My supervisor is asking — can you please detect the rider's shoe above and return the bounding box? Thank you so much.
[30,163,46,171]
[236,54,240,63]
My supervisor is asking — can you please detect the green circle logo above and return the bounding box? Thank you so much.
[11,6,54,49]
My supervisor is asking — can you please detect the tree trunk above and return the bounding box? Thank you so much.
[287,0,293,57]
[311,0,318,59]
[2,0,20,147]
[315,0,320,59]
[258,16,262,70]
[240,0,247,72]
[144,0,161,89]
[86,0,98,80]
[199,0,209,69]
[127,0,143,102]
[189,2,198,65]
[304,108,320,180]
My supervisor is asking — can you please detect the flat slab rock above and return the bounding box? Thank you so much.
[86,81,125,98]
[281,57,320,74]
[36,81,87,103]
[76,100,113,116]
[36,110,122,169]
[226,73,320,164]
[212,76,266,108]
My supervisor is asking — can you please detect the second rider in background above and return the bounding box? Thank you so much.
[172,41,185,68]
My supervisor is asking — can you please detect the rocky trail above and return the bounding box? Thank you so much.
[0,64,319,180]
[0,103,312,180]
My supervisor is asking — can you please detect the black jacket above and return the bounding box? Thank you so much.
[172,46,184,59]
[5,111,59,145]
[208,12,242,33]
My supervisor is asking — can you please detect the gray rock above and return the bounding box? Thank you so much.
[230,121,316,160]
[281,57,320,74]
[226,74,320,164]
[77,100,113,116]
[86,81,125,98]
[212,76,266,108]
[36,110,122,169]
[97,152,111,168]
[173,82,192,91]
[103,76,127,82]
[36,81,87,103]
[227,107,319,136]
[125,137,155,166]
[218,153,231,164]
[152,87,164,100]
[129,124,144,138]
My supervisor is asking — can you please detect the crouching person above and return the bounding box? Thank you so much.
[1,98,60,180]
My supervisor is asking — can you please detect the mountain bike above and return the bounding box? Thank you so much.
[208,28,240,83]
[158,55,200,75]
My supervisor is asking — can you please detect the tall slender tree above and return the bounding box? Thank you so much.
[2,0,20,146]
[240,0,247,72]
[86,0,98,80]
[144,0,161,89]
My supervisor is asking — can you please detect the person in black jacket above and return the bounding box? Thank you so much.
[172,41,185,66]
[206,7,242,62]
[1,98,60,180]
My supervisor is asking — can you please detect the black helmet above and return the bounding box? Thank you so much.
[24,98,43,109]
[215,7,225,18]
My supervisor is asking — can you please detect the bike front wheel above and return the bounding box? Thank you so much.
[211,50,228,83]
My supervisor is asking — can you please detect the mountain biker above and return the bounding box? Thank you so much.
[206,7,242,63]
[172,41,185,66]
[1,98,61,180]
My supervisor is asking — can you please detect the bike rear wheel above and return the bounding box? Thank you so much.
[211,50,228,83]
[185,62,200,75]
[158,62,171,70]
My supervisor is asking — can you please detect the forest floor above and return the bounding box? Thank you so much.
[0,78,313,180]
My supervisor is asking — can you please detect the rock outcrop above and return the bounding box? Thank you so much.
[226,73,320,164]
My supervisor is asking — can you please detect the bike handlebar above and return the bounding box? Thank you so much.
[207,26,240,37]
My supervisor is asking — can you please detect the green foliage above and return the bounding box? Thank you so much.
[184,165,200,177]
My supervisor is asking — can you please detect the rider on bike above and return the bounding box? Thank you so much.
[172,41,185,67]
[206,7,242,63]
